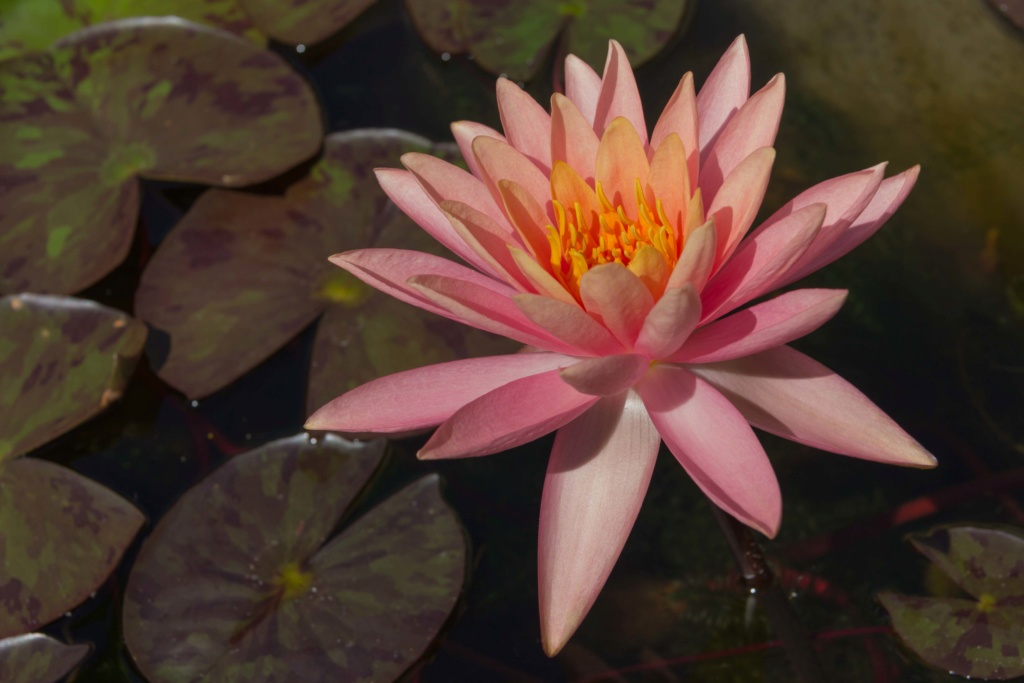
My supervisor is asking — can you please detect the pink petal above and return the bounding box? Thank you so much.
[666,218,717,292]
[595,117,650,218]
[637,365,782,536]
[509,247,577,305]
[645,133,689,234]
[419,369,599,459]
[451,120,505,178]
[650,71,699,191]
[559,354,648,396]
[707,147,776,271]
[564,53,602,124]
[472,136,552,221]
[746,163,886,288]
[699,73,785,207]
[672,288,847,363]
[305,352,574,433]
[330,248,513,319]
[791,165,920,281]
[700,203,825,322]
[691,346,937,468]
[375,168,499,276]
[498,179,554,262]
[696,35,750,160]
[593,40,647,146]
[439,200,531,291]
[497,77,553,171]
[539,391,660,656]
[635,282,701,359]
[407,273,580,353]
[578,263,654,349]
[550,93,600,181]
[514,293,624,356]
[402,152,506,226]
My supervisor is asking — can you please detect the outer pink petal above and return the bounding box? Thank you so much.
[696,35,750,159]
[539,391,660,656]
[514,293,624,357]
[406,273,577,352]
[650,71,699,191]
[578,263,654,349]
[497,77,553,171]
[593,40,647,146]
[559,354,648,396]
[472,136,552,221]
[691,346,937,467]
[551,93,600,181]
[402,151,506,225]
[789,166,920,282]
[305,352,574,433]
[700,73,785,207]
[451,120,505,178]
[564,53,602,124]
[635,283,701,359]
[707,147,776,271]
[637,365,782,537]
[700,203,825,322]
[419,368,599,459]
[330,248,512,319]
[375,168,499,276]
[672,288,847,363]
[746,163,886,287]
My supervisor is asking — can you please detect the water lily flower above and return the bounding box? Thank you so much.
[306,36,935,655]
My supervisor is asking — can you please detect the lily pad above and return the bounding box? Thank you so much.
[405,0,689,80]
[134,129,516,409]
[0,633,91,683]
[123,433,466,683]
[878,526,1024,680]
[0,17,322,295]
[238,0,379,46]
[0,457,144,638]
[0,294,146,462]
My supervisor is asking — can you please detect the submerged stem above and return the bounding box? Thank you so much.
[708,502,828,683]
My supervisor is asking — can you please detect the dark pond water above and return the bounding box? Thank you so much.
[16,0,1024,680]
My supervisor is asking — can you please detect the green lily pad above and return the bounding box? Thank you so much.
[238,0,378,45]
[0,457,144,638]
[135,129,516,408]
[878,526,1024,680]
[405,0,689,81]
[0,18,322,295]
[0,294,146,462]
[0,633,91,683]
[123,433,466,683]
[0,0,262,61]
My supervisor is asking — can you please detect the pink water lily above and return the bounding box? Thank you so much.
[306,36,935,655]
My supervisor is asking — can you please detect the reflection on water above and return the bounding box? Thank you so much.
[27,0,1024,680]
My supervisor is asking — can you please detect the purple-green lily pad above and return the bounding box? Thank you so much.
[0,0,263,60]
[405,0,689,81]
[0,458,144,638]
[0,633,91,683]
[134,129,517,409]
[238,0,378,46]
[0,294,146,462]
[123,433,466,683]
[0,17,322,295]
[878,525,1024,680]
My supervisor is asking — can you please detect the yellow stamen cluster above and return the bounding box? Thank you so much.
[546,178,679,299]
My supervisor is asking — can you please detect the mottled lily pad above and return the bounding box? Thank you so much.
[0,294,146,462]
[135,129,516,409]
[0,633,91,683]
[0,17,322,295]
[238,0,378,45]
[405,0,689,80]
[878,526,1024,680]
[0,458,144,638]
[123,433,466,683]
